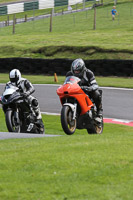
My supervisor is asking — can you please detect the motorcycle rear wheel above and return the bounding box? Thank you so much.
[87,119,103,134]
[6,110,21,133]
[61,106,76,135]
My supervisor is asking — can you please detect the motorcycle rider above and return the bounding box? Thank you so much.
[66,58,103,117]
[5,69,44,132]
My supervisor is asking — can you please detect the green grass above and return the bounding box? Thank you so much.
[0,2,133,60]
[0,73,133,88]
[0,1,93,21]
[0,0,93,22]
[0,2,132,199]
[96,76,133,88]
[0,7,52,21]
[0,108,133,200]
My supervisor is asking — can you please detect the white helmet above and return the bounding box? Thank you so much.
[9,69,21,84]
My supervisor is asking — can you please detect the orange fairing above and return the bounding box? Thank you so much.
[57,76,94,115]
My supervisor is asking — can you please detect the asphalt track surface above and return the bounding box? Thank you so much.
[0,84,133,139]
[0,132,61,140]
[33,84,133,120]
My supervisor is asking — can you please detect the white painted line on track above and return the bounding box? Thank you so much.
[0,83,133,91]
[34,84,133,91]
[41,112,60,116]
[104,118,133,127]
[104,118,133,123]
[113,119,132,123]
[41,112,133,123]
[34,84,61,86]
[100,87,133,91]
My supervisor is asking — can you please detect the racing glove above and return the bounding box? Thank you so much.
[81,86,93,92]
[22,91,30,98]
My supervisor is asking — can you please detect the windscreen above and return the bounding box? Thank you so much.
[64,76,81,84]
[5,84,18,90]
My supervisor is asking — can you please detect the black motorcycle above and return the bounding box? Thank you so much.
[0,84,44,134]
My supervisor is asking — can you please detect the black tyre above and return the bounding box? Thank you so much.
[35,124,45,134]
[6,110,21,133]
[34,119,45,134]
[61,106,76,135]
[87,118,104,134]
[87,128,97,134]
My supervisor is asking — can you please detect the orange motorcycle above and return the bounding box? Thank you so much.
[57,76,103,135]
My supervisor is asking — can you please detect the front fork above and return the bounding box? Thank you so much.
[63,103,77,120]
[73,103,77,120]
[13,108,20,125]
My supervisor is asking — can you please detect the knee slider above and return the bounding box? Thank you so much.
[32,99,38,107]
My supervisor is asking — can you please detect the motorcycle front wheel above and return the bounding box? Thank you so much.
[6,110,21,133]
[61,106,76,135]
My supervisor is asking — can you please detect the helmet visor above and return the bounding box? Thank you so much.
[10,77,19,83]
[73,70,80,74]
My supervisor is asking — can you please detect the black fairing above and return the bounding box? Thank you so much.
[77,113,93,129]
[1,91,22,105]
[1,90,40,133]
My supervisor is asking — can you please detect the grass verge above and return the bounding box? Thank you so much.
[0,109,133,200]
[0,73,133,88]
[0,2,133,59]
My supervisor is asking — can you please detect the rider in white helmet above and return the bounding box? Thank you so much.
[6,69,44,131]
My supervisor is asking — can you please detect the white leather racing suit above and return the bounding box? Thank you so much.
[5,78,42,120]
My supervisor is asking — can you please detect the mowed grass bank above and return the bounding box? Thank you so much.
[0,73,133,88]
[0,108,133,200]
[0,128,133,200]
[0,2,132,59]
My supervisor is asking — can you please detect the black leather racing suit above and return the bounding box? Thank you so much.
[66,69,103,115]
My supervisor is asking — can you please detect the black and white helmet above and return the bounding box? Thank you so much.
[71,58,86,78]
[9,69,21,84]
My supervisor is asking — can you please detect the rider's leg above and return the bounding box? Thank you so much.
[31,98,42,119]
[27,96,44,130]
[90,90,103,116]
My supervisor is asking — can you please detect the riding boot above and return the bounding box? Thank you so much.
[97,107,103,117]
[96,101,103,117]
[35,119,44,134]
[34,107,42,120]
[33,107,44,133]
[90,90,103,117]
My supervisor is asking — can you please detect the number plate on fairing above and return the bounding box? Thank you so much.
[27,123,34,132]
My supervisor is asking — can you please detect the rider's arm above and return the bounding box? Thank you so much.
[87,70,99,91]
[66,71,73,77]
[24,80,35,95]
[90,79,99,91]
